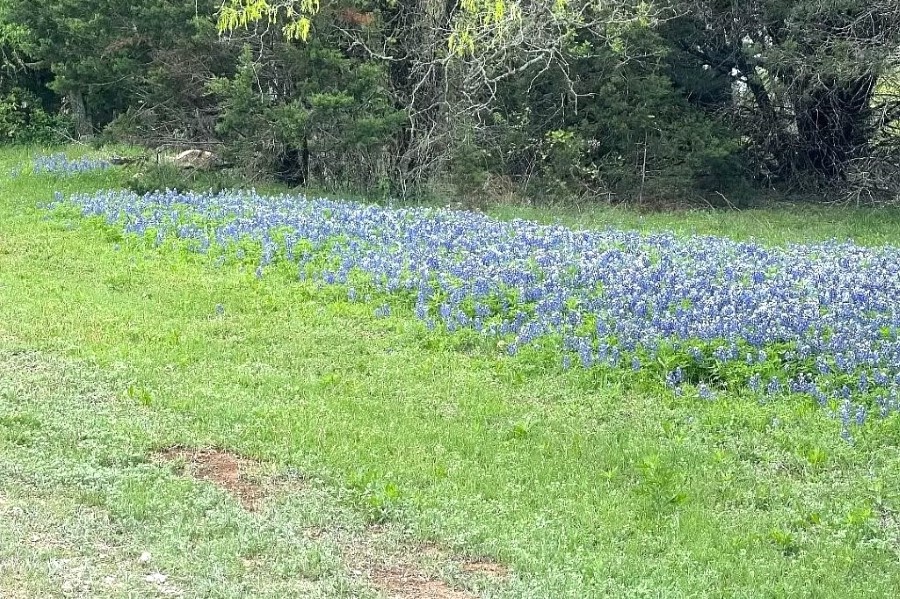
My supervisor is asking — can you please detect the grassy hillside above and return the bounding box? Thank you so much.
[2,146,900,598]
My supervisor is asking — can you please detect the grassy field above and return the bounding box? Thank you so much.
[2,145,900,598]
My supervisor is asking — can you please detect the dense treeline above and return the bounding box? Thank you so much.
[2,1,899,205]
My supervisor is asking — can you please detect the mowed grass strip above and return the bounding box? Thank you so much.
[0,342,361,598]
[2,147,900,597]
[0,341,510,599]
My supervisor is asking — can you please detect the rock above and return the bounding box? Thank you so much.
[145,572,168,584]
[169,149,218,170]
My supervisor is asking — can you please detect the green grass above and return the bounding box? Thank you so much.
[488,202,900,247]
[2,145,900,597]
[0,343,368,598]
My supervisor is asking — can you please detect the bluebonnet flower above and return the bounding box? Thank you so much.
[32,153,111,175]
[577,340,594,368]
[748,373,762,392]
[858,372,869,393]
[51,187,900,429]
[665,367,684,389]
[811,386,828,406]
[840,399,853,428]
[838,399,856,443]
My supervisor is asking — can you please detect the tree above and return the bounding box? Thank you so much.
[668,0,900,191]
[217,1,663,192]
[210,30,405,189]
[5,0,218,137]
[484,16,742,202]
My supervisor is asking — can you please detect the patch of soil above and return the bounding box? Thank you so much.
[369,566,474,599]
[343,531,507,599]
[461,560,508,579]
[153,447,508,597]
[153,446,268,511]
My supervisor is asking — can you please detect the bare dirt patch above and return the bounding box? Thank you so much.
[342,527,505,599]
[153,447,507,597]
[342,543,477,599]
[369,565,474,599]
[461,559,508,579]
[153,446,272,511]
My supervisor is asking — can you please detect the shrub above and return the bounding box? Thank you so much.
[0,88,58,143]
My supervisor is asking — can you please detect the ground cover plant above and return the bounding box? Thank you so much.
[55,189,900,442]
[3,146,900,598]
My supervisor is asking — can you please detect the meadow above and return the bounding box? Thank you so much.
[2,146,900,598]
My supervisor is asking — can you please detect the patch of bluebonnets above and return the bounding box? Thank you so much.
[33,153,111,175]
[53,189,900,440]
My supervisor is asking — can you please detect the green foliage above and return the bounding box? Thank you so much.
[0,87,57,143]
[488,24,746,203]
[3,1,221,136]
[668,1,900,189]
[2,0,897,202]
[126,163,247,196]
[211,37,404,190]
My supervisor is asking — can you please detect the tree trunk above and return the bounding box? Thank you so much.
[381,0,458,190]
[66,89,93,139]
[301,135,310,186]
